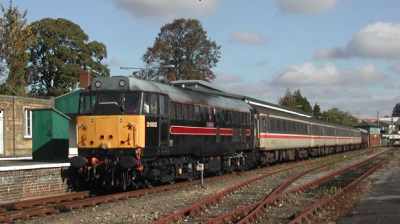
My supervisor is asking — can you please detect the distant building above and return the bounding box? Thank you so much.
[356,117,378,123]
[375,117,399,134]
[354,121,381,147]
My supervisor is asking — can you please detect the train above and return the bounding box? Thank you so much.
[70,76,367,189]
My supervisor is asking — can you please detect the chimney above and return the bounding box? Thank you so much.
[79,70,91,88]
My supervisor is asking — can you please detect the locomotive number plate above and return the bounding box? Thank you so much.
[146,122,157,127]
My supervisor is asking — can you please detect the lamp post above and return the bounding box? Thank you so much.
[120,65,174,80]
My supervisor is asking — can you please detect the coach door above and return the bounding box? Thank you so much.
[254,115,260,147]
[159,95,170,152]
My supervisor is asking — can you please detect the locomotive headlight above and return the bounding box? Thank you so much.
[95,81,101,88]
[119,80,126,87]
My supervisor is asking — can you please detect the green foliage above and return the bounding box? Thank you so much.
[320,108,358,126]
[392,103,400,117]
[26,18,109,97]
[278,88,358,126]
[277,88,312,113]
[313,103,321,119]
[0,0,36,96]
[142,18,221,83]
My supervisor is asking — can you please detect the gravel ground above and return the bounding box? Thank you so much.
[22,169,271,224]
[19,148,395,224]
[334,148,400,224]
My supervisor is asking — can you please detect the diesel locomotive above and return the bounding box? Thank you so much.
[70,76,366,189]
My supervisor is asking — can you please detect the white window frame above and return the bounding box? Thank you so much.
[24,109,32,138]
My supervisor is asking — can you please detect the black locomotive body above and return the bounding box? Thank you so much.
[71,76,364,189]
[71,77,256,189]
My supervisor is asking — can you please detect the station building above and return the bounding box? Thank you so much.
[0,95,54,156]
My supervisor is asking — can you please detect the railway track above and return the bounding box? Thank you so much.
[0,148,388,223]
[152,148,394,224]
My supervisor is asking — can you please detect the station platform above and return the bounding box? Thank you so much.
[0,155,71,171]
[0,155,74,203]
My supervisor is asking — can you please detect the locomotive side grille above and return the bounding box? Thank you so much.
[183,104,189,119]
[169,102,182,119]
[188,105,194,120]
[176,103,183,119]
[182,104,195,120]
[232,112,240,125]
[170,102,177,118]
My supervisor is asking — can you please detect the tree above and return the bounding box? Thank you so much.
[278,88,296,108]
[278,88,312,113]
[392,103,400,117]
[313,103,321,118]
[321,107,358,126]
[0,1,36,96]
[293,89,312,113]
[142,18,221,83]
[26,18,109,97]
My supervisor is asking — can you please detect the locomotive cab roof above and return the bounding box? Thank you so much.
[83,76,168,94]
[82,76,252,112]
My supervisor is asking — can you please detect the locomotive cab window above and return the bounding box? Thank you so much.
[98,93,121,104]
[123,92,140,113]
[143,93,158,114]
[79,93,96,114]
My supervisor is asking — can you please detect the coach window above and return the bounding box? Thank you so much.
[270,119,276,131]
[277,120,281,131]
[262,117,267,132]
[287,122,292,132]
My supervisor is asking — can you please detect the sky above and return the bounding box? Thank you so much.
[3,0,400,118]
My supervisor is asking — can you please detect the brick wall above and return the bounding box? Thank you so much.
[0,167,73,203]
[0,95,54,156]
[369,134,381,147]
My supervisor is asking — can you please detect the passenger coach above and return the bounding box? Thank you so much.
[248,98,363,164]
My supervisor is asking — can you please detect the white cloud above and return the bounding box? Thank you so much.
[278,0,338,14]
[213,65,397,118]
[390,62,400,75]
[113,0,218,21]
[315,22,400,60]
[229,31,267,45]
[272,63,385,87]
